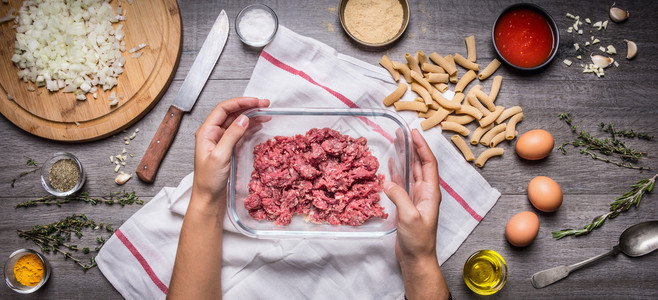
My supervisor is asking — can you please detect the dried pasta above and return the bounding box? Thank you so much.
[421,107,452,130]
[505,112,524,140]
[417,50,429,66]
[456,104,483,119]
[453,53,480,71]
[471,123,494,145]
[383,82,407,106]
[405,52,422,76]
[475,148,504,167]
[480,123,507,146]
[455,70,476,93]
[465,35,476,62]
[431,89,461,110]
[444,55,459,83]
[394,101,429,112]
[392,61,412,83]
[429,52,458,76]
[479,106,504,128]
[411,82,433,105]
[490,131,507,147]
[421,63,445,73]
[495,105,522,124]
[446,114,475,124]
[379,55,400,82]
[467,86,491,117]
[474,88,496,111]
[489,75,503,103]
[434,83,449,92]
[410,70,433,92]
[451,135,475,161]
[441,121,470,136]
[478,59,501,80]
[427,73,450,83]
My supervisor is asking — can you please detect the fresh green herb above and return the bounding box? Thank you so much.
[15,191,143,208]
[552,173,657,239]
[557,113,651,170]
[17,214,113,271]
[599,122,654,141]
[10,156,42,188]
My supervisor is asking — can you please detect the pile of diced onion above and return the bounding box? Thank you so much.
[11,0,127,101]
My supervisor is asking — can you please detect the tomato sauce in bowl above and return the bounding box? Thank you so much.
[493,4,558,70]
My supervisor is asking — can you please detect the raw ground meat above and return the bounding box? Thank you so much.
[245,128,388,226]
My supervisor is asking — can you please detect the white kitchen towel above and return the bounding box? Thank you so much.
[97,26,500,300]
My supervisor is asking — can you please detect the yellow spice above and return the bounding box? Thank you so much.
[14,253,44,287]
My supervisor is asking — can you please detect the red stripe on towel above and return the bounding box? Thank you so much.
[260,51,393,144]
[261,50,482,222]
[115,229,168,295]
[439,178,483,222]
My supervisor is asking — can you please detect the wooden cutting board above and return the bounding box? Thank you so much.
[0,0,181,142]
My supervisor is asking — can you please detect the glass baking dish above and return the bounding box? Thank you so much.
[228,107,412,239]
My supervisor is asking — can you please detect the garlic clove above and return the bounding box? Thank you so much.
[591,54,614,69]
[610,4,629,23]
[115,172,132,185]
[625,39,637,59]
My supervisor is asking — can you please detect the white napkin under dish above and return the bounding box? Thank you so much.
[96,26,500,300]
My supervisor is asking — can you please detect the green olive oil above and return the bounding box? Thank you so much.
[463,250,507,295]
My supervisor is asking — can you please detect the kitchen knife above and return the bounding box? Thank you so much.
[136,10,229,183]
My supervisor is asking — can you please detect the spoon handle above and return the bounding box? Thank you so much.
[531,246,620,288]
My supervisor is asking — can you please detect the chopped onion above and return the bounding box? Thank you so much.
[12,0,126,98]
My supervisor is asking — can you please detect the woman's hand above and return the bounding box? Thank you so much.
[168,97,269,300]
[192,97,270,202]
[384,129,449,300]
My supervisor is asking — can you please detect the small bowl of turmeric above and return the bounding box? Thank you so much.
[4,249,51,294]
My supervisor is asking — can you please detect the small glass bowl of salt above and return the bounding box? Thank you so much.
[236,4,279,47]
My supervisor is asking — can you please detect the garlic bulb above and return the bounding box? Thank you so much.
[591,54,614,69]
[625,39,637,59]
[610,4,629,22]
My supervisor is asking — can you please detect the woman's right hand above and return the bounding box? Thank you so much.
[383,129,450,300]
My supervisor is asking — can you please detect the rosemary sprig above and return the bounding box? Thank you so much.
[10,156,42,188]
[552,173,657,239]
[17,214,114,271]
[15,191,144,208]
[557,113,651,170]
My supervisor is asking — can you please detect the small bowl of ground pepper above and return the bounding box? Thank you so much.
[40,152,85,197]
[4,249,51,294]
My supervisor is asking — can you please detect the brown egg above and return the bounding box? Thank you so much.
[528,176,563,212]
[515,129,554,160]
[505,211,540,247]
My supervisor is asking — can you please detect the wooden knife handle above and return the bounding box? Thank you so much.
[136,105,184,183]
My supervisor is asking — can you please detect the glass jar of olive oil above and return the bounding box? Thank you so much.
[463,250,507,295]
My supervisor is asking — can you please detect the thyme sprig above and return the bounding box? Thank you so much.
[10,156,42,188]
[15,191,143,208]
[17,214,114,271]
[557,113,651,170]
[552,173,657,239]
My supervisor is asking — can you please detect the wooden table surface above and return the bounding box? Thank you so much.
[1,0,657,299]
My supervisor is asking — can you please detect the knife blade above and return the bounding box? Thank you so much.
[136,10,229,183]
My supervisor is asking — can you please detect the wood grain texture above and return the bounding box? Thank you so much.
[0,0,657,299]
[0,0,182,142]
[136,105,183,183]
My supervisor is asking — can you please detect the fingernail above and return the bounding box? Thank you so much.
[235,115,248,128]
[383,181,395,192]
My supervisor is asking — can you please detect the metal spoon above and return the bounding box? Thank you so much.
[531,220,658,288]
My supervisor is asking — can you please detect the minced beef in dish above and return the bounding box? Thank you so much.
[244,128,387,226]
